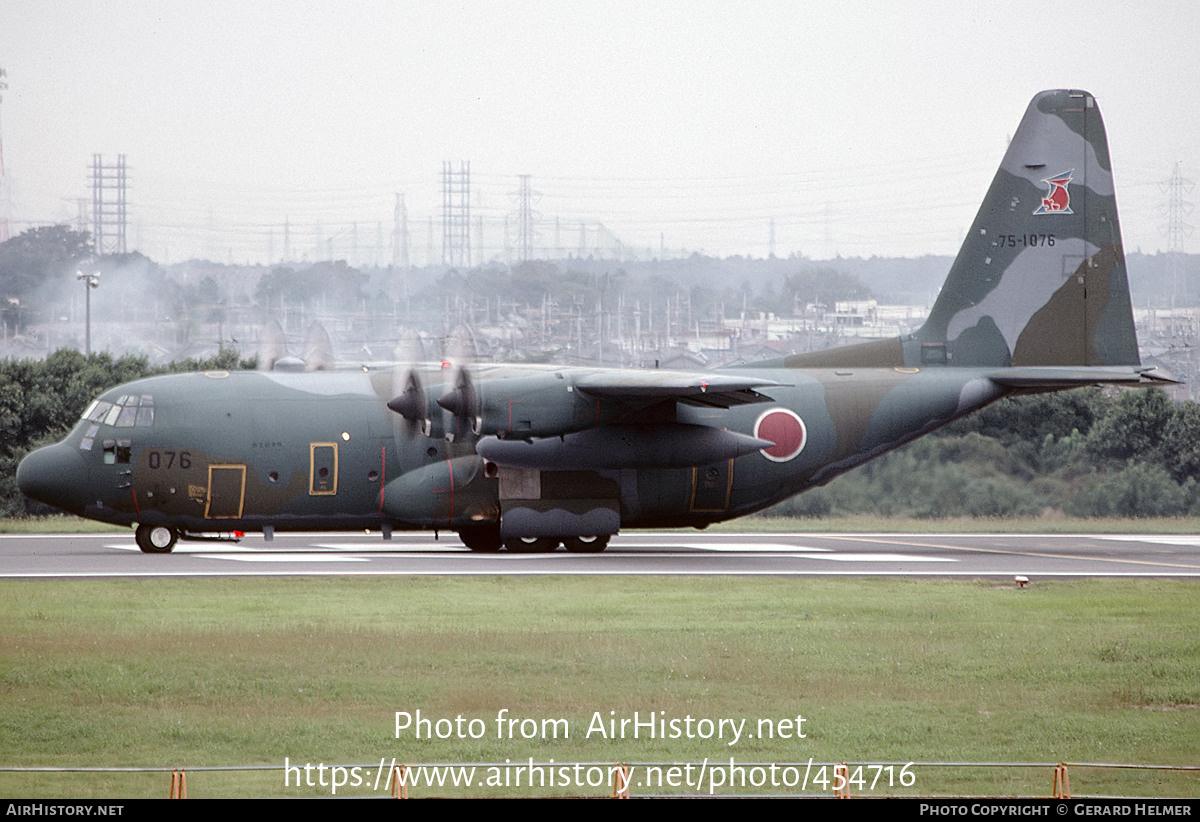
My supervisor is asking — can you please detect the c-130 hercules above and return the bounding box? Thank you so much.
[17,90,1173,553]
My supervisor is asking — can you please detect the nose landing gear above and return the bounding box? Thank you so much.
[135,524,178,554]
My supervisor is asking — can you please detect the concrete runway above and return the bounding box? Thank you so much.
[2,530,1200,579]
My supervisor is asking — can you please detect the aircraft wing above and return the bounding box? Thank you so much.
[573,371,783,408]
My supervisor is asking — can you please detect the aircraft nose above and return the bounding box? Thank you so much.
[16,444,88,515]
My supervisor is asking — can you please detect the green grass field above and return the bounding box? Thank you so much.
[1,576,1196,797]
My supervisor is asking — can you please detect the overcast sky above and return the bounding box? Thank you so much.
[1,1,1197,265]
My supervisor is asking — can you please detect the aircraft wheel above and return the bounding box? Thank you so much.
[563,535,610,553]
[458,525,502,552]
[503,536,560,553]
[136,524,178,554]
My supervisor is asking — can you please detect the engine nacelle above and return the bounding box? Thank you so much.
[460,375,615,440]
[381,456,499,528]
[476,423,773,470]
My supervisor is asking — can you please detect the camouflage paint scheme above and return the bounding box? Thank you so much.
[16,91,1171,553]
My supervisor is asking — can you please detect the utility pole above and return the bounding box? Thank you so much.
[442,161,471,266]
[513,174,538,262]
[1162,161,1195,306]
[0,67,10,242]
[392,193,408,269]
[90,154,128,255]
[1161,162,1196,396]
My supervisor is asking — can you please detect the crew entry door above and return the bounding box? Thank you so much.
[206,464,246,518]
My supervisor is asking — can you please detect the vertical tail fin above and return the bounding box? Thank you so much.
[916,89,1139,367]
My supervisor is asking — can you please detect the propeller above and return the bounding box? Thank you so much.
[258,319,335,372]
[386,328,433,437]
[436,325,482,442]
[301,322,335,372]
[257,318,288,371]
[436,365,480,441]
[384,325,483,442]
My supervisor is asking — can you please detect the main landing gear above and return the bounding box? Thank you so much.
[457,527,610,553]
[502,535,611,553]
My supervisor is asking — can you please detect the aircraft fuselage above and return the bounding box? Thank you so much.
[16,364,1006,545]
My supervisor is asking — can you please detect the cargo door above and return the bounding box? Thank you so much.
[690,459,732,512]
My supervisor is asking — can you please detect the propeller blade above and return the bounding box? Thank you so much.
[436,366,481,441]
[386,330,433,437]
[434,325,482,442]
[303,322,335,372]
[395,327,427,364]
[257,318,287,372]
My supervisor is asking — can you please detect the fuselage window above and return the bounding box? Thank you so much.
[78,423,100,452]
[102,439,132,464]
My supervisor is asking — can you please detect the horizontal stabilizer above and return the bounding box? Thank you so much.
[988,367,1179,390]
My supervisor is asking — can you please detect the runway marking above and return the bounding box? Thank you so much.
[110,542,261,553]
[793,553,954,563]
[311,542,468,552]
[1098,535,1200,547]
[668,543,831,552]
[101,540,946,564]
[820,535,1200,570]
[193,553,370,563]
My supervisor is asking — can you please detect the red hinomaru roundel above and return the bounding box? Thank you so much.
[753,408,807,462]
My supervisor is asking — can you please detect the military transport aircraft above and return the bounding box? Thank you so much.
[16,90,1173,553]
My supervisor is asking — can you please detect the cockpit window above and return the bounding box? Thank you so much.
[85,401,113,423]
[115,406,138,427]
[84,395,154,428]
